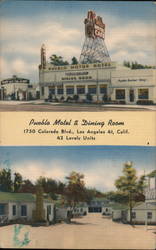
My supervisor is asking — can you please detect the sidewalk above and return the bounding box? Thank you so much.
[103,104,156,111]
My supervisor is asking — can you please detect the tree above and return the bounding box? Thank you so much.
[115,162,146,224]
[71,57,78,65]
[0,168,13,192]
[123,60,131,68]
[102,191,129,204]
[36,176,58,193]
[65,171,86,208]
[33,185,45,222]
[85,188,104,203]
[14,172,23,192]
[19,179,35,193]
[49,54,69,66]
[123,60,153,69]
[57,181,66,195]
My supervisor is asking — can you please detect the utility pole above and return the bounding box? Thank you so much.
[96,69,99,103]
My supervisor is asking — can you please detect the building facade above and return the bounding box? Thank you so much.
[126,203,156,225]
[145,174,156,228]
[87,198,109,213]
[0,75,38,101]
[39,46,156,104]
[145,175,156,204]
[0,192,54,224]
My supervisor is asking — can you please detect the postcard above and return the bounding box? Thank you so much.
[0,1,156,249]
[0,146,156,249]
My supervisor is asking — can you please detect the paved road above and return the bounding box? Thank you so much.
[0,213,155,249]
[0,102,153,112]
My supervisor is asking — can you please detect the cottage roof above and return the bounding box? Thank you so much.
[0,192,35,202]
[147,170,156,177]
[0,192,52,203]
[1,75,29,84]
[132,202,156,210]
[110,203,128,210]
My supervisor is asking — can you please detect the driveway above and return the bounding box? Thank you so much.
[0,101,155,111]
[0,213,155,249]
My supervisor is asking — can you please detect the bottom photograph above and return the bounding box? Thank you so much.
[0,146,155,249]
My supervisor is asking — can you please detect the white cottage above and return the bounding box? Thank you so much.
[0,75,38,101]
[102,205,112,216]
[71,206,88,217]
[0,192,54,225]
[126,203,156,225]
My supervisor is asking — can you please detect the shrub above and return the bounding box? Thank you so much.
[86,93,92,102]
[118,100,126,104]
[73,94,79,102]
[102,94,108,102]
[136,100,154,105]
[54,97,59,102]
[66,96,73,102]
[60,96,64,102]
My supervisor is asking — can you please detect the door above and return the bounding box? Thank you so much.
[129,89,134,102]
[47,205,51,221]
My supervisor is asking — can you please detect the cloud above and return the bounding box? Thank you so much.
[83,160,122,191]
[0,152,155,192]
[0,56,37,81]
[12,160,67,182]
[1,17,81,58]
[107,21,156,64]
[11,159,124,191]
[0,13,155,82]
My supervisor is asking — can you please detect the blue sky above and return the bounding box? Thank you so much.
[0,1,155,82]
[0,145,155,192]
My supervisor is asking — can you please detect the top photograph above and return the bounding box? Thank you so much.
[0,1,156,112]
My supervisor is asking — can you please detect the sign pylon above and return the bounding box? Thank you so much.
[79,10,111,64]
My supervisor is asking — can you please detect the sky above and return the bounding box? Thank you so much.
[0,145,155,192]
[0,1,156,83]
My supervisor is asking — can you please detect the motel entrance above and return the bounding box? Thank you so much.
[88,207,102,213]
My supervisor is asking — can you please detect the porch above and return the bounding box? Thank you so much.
[0,204,9,225]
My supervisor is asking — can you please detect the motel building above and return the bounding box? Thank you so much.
[39,45,156,105]
[0,75,38,101]
[145,174,156,227]
[0,192,54,225]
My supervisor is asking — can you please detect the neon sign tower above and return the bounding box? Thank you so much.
[79,10,111,64]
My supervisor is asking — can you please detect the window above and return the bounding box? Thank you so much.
[88,85,96,94]
[0,204,5,215]
[57,88,63,95]
[138,89,149,99]
[100,85,107,94]
[77,86,85,94]
[49,87,55,95]
[41,87,44,96]
[21,205,27,216]
[116,89,125,99]
[132,212,136,219]
[66,86,74,95]
[147,212,152,219]
[12,205,16,216]
[47,205,51,214]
